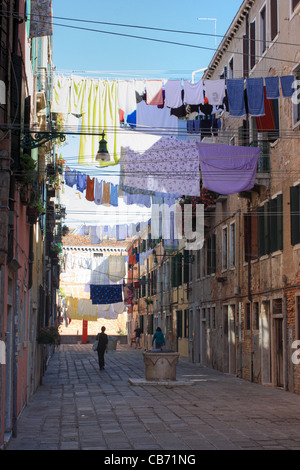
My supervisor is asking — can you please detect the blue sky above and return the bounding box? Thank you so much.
[52,0,244,226]
[52,0,243,79]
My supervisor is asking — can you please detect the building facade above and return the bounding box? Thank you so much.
[0,2,61,448]
[127,0,300,395]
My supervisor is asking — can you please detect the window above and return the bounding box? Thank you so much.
[196,248,201,279]
[250,21,256,69]
[184,309,189,337]
[244,211,258,262]
[243,33,249,78]
[253,302,259,330]
[183,250,190,284]
[177,310,183,338]
[207,234,216,275]
[229,57,234,79]
[297,296,300,340]
[211,307,216,329]
[290,185,300,245]
[245,303,251,330]
[270,0,278,41]
[222,227,228,270]
[293,66,300,127]
[229,222,236,267]
[292,0,300,12]
[171,253,182,287]
[258,195,283,256]
[260,5,267,55]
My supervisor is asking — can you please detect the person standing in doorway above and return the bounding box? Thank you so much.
[152,327,165,350]
[96,326,108,370]
[134,324,143,349]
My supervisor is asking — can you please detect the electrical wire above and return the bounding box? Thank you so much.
[2,10,300,66]
[5,9,300,48]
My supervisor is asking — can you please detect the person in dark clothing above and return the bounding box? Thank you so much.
[96,326,108,370]
[152,327,165,349]
[134,325,143,349]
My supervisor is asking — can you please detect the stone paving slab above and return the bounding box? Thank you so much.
[5,343,300,451]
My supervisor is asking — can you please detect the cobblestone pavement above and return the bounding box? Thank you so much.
[5,343,300,451]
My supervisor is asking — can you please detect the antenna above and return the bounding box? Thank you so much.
[197,17,217,49]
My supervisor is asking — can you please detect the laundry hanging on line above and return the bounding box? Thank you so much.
[120,136,201,197]
[90,284,123,305]
[197,143,260,195]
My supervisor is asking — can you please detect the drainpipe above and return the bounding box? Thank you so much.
[283,288,288,391]
[12,196,20,438]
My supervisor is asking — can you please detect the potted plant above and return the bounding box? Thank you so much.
[37,326,60,345]
[50,243,63,256]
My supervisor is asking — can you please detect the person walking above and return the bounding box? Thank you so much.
[96,326,108,370]
[134,324,143,349]
[152,327,165,350]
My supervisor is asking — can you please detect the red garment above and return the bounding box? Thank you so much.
[86,175,95,201]
[129,254,136,265]
[256,87,276,132]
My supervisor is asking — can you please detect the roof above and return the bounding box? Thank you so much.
[62,228,131,250]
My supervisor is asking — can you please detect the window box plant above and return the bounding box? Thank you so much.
[37,326,60,345]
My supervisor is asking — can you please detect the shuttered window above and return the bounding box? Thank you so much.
[177,310,183,338]
[207,234,216,274]
[250,21,256,69]
[258,196,283,256]
[260,6,267,54]
[290,185,300,245]
[270,0,278,41]
[171,253,182,288]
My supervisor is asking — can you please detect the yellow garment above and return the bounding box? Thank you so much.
[52,75,70,113]
[77,299,99,321]
[65,297,78,319]
[52,76,120,166]
[78,79,119,166]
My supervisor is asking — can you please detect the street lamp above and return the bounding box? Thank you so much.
[96,130,110,163]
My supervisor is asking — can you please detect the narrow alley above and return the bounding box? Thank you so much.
[6,344,300,451]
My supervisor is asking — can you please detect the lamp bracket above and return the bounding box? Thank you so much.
[21,131,66,149]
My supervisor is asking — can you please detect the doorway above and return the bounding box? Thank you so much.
[228,305,236,375]
[261,301,272,384]
[4,304,13,437]
[274,317,284,387]
[223,306,229,373]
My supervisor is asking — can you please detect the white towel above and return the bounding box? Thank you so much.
[106,255,126,282]
[146,80,163,105]
[118,80,137,115]
[164,80,183,108]
[204,79,226,106]
[183,80,204,105]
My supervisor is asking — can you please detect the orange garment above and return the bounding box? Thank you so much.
[86,175,95,201]
[102,181,110,205]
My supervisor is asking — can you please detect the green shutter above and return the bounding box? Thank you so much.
[269,198,277,253]
[183,251,189,284]
[207,237,212,275]
[171,256,177,288]
[177,310,183,338]
[258,206,265,256]
[277,194,283,251]
[291,186,300,246]
[212,234,216,273]
[264,202,270,254]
